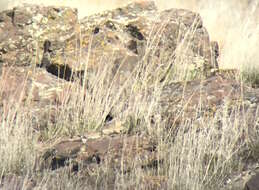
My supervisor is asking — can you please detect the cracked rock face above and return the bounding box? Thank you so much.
[0,1,218,80]
[0,1,224,127]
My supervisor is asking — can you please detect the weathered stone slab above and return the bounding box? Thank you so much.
[41,134,157,172]
[0,66,73,127]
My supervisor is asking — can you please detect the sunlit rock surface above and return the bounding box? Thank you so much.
[0,1,258,190]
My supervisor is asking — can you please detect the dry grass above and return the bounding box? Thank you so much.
[0,97,254,189]
[0,0,258,189]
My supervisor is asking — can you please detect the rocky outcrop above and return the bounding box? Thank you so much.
[0,5,79,69]
[0,1,218,80]
[0,1,258,190]
[78,1,219,84]
[0,1,223,128]
[34,73,258,189]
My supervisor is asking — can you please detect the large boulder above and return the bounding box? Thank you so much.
[0,1,222,128]
[121,73,259,129]
[78,1,219,83]
[0,5,79,71]
[0,66,73,128]
[0,1,258,128]
[0,1,219,81]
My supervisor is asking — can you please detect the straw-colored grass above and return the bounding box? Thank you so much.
[0,0,258,189]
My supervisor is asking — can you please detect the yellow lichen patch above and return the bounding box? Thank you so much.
[51,55,64,66]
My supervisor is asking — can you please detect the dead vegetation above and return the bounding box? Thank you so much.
[0,1,258,190]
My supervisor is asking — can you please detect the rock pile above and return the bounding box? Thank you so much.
[0,1,258,189]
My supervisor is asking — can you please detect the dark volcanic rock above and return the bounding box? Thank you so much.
[78,1,219,85]
[41,134,157,172]
[0,2,258,190]
[244,173,259,190]
[131,73,259,132]
[0,1,218,81]
[0,1,224,129]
